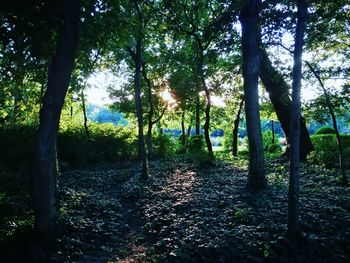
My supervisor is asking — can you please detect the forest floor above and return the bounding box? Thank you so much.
[0,155,350,262]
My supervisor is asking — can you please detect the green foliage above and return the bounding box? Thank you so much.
[152,133,175,158]
[58,122,138,168]
[0,123,138,170]
[262,131,281,155]
[222,127,233,151]
[314,126,336,135]
[310,134,350,168]
[188,135,205,153]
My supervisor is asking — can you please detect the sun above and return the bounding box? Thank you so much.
[160,89,178,109]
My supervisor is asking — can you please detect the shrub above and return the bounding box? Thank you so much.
[153,133,175,158]
[188,135,205,153]
[314,126,336,135]
[311,134,350,168]
[267,143,282,153]
[58,122,137,168]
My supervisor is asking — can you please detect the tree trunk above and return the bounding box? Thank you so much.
[259,48,313,160]
[195,92,200,135]
[81,90,89,138]
[133,0,149,179]
[288,0,307,240]
[271,120,275,144]
[187,117,192,138]
[305,62,347,183]
[32,0,80,236]
[233,96,244,157]
[142,64,154,159]
[197,47,213,157]
[181,110,185,145]
[240,0,266,189]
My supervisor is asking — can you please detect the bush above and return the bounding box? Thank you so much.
[311,134,350,168]
[188,135,205,153]
[314,126,336,135]
[152,133,175,158]
[222,128,233,151]
[58,122,137,168]
[267,143,282,153]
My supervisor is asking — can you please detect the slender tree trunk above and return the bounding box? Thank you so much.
[305,62,347,183]
[32,0,80,236]
[181,110,186,145]
[142,65,154,159]
[233,96,244,157]
[288,0,307,240]
[133,0,149,179]
[196,47,213,157]
[81,90,89,138]
[187,117,192,138]
[240,0,266,190]
[259,48,313,160]
[195,92,200,135]
[271,120,275,144]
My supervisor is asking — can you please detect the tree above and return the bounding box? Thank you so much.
[32,0,80,235]
[259,48,313,160]
[240,0,266,190]
[288,0,307,240]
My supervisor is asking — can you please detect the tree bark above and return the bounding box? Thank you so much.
[81,90,89,138]
[259,48,313,160]
[233,96,244,157]
[197,48,213,157]
[240,0,266,189]
[271,120,275,144]
[133,0,149,179]
[32,0,80,236]
[195,92,200,135]
[288,0,307,240]
[181,110,186,145]
[142,64,154,159]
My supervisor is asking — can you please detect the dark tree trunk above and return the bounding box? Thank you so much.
[142,64,154,159]
[181,110,186,145]
[81,90,89,138]
[32,0,80,236]
[195,92,200,135]
[305,62,347,183]
[271,120,275,144]
[187,117,192,138]
[133,0,149,179]
[196,46,213,157]
[259,48,313,160]
[240,0,266,190]
[288,0,307,240]
[233,96,244,157]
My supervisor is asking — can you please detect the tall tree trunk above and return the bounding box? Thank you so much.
[240,0,266,189]
[259,48,313,160]
[181,110,186,145]
[197,47,213,157]
[81,90,89,138]
[187,117,192,138]
[288,0,307,240]
[133,0,149,179]
[233,96,244,157]
[271,120,275,144]
[305,62,347,183]
[195,92,200,135]
[32,0,80,236]
[142,64,154,159]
